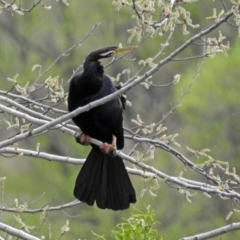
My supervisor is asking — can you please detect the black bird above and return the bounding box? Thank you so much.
[68,46,137,210]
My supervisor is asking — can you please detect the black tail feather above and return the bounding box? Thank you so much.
[74,147,136,211]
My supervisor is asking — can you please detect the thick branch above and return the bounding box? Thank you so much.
[0,222,40,240]
[180,222,240,240]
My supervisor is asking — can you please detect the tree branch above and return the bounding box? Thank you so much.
[1,200,80,214]
[0,102,77,135]
[0,0,42,14]
[0,90,66,114]
[0,147,84,165]
[180,222,240,240]
[2,145,240,200]
[0,222,40,240]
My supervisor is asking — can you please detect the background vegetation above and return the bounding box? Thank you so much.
[0,0,240,239]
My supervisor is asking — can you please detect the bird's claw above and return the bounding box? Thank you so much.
[75,133,91,146]
[99,143,116,157]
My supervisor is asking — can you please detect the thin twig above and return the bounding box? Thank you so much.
[1,200,80,214]
[33,23,100,84]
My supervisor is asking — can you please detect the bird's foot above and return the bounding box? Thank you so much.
[75,133,91,146]
[99,143,116,157]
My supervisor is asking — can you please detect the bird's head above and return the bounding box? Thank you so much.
[83,45,138,74]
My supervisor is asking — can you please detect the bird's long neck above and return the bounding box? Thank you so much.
[79,62,104,95]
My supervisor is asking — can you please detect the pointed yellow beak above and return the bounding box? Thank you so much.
[114,46,138,55]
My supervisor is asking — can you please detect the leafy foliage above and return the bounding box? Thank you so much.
[111,206,161,240]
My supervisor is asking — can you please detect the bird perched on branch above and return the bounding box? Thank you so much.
[68,45,137,210]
